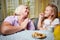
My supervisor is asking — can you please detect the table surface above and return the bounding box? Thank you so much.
[0,30,54,40]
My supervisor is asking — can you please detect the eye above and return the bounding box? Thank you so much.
[26,7,28,9]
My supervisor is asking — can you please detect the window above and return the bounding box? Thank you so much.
[22,0,35,18]
[6,0,19,15]
[0,0,2,21]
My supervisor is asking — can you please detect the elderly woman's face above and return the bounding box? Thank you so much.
[21,6,29,18]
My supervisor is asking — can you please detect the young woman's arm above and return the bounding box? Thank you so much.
[37,13,44,30]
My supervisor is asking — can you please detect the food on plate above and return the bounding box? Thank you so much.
[32,32,46,39]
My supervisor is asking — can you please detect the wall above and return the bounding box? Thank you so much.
[0,0,7,25]
[0,0,60,24]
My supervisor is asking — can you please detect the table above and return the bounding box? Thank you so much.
[0,30,54,40]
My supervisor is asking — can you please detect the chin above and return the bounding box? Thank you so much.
[24,16,28,19]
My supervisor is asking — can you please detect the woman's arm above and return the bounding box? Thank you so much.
[37,18,44,30]
[1,22,21,35]
[27,20,35,30]
[1,21,27,35]
[37,13,45,30]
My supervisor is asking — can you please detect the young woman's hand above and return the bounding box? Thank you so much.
[39,13,45,20]
[37,13,45,30]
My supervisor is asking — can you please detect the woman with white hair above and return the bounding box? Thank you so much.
[1,5,35,35]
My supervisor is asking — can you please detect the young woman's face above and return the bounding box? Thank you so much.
[44,6,53,17]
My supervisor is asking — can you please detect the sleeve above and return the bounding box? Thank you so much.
[50,18,59,28]
[4,16,14,25]
[27,20,35,30]
[52,18,59,26]
[45,18,59,32]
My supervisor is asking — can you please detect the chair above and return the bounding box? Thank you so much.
[31,18,38,30]
[54,24,60,40]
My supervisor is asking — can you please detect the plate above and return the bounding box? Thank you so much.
[32,32,46,39]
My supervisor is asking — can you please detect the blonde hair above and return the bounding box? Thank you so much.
[14,5,28,15]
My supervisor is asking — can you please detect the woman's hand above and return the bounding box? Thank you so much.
[20,18,29,29]
[39,13,45,21]
[37,12,45,30]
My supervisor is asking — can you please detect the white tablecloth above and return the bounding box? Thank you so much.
[0,30,54,40]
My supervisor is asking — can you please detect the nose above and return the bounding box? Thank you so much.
[26,9,29,13]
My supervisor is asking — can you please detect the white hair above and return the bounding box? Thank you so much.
[14,5,27,15]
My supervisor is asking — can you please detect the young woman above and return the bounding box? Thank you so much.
[37,4,59,32]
